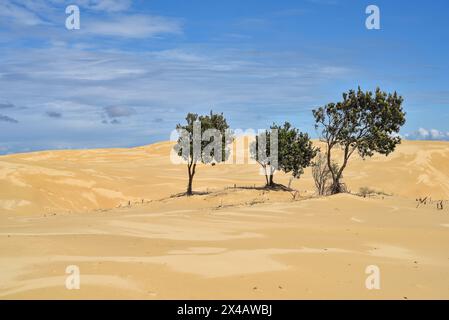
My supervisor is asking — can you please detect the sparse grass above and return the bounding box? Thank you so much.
[169,190,212,198]
[225,183,295,192]
[357,186,391,198]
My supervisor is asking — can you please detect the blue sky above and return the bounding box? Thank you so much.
[1,0,449,154]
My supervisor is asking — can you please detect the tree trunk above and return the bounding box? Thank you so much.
[326,144,339,194]
[263,165,269,186]
[186,174,193,195]
[330,175,342,194]
[186,162,196,196]
[329,145,350,194]
[261,164,275,188]
[268,174,274,187]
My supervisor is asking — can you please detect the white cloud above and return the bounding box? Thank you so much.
[406,128,449,141]
[418,127,429,137]
[0,45,354,111]
[0,42,354,153]
[76,0,133,12]
[430,129,441,139]
[0,1,174,38]
[0,1,47,26]
[85,15,183,38]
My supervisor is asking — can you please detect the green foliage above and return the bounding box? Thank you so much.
[174,111,233,195]
[276,122,318,179]
[313,87,406,194]
[313,87,406,158]
[251,122,317,187]
[175,111,232,164]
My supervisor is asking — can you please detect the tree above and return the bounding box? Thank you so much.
[174,111,232,196]
[312,87,406,194]
[251,122,317,188]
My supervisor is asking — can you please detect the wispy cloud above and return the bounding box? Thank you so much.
[84,14,183,38]
[0,43,354,152]
[76,0,133,12]
[104,106,135,118]
[46,111,62,118]
[0,114,19,123]
[0,0,181,40]
[3,0,446,155]
[0,0,48,26]
[0,102,15,109]
[306,0,339,5]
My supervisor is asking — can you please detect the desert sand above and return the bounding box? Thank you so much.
[0,140,449,299]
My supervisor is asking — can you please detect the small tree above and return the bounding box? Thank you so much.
[312,87,406,194]
[251,122,317,188]
[312,151,331,196]
[174,111,232,195]
[312,151,340,196]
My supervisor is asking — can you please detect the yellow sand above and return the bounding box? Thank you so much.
[0,140,448,299]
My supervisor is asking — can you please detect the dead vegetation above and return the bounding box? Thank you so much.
[311,151,347,196]
[416,196,448,211]
[357,187,391,198]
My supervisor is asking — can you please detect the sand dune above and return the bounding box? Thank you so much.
[1,140,449,215]
[1,140,449,299]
